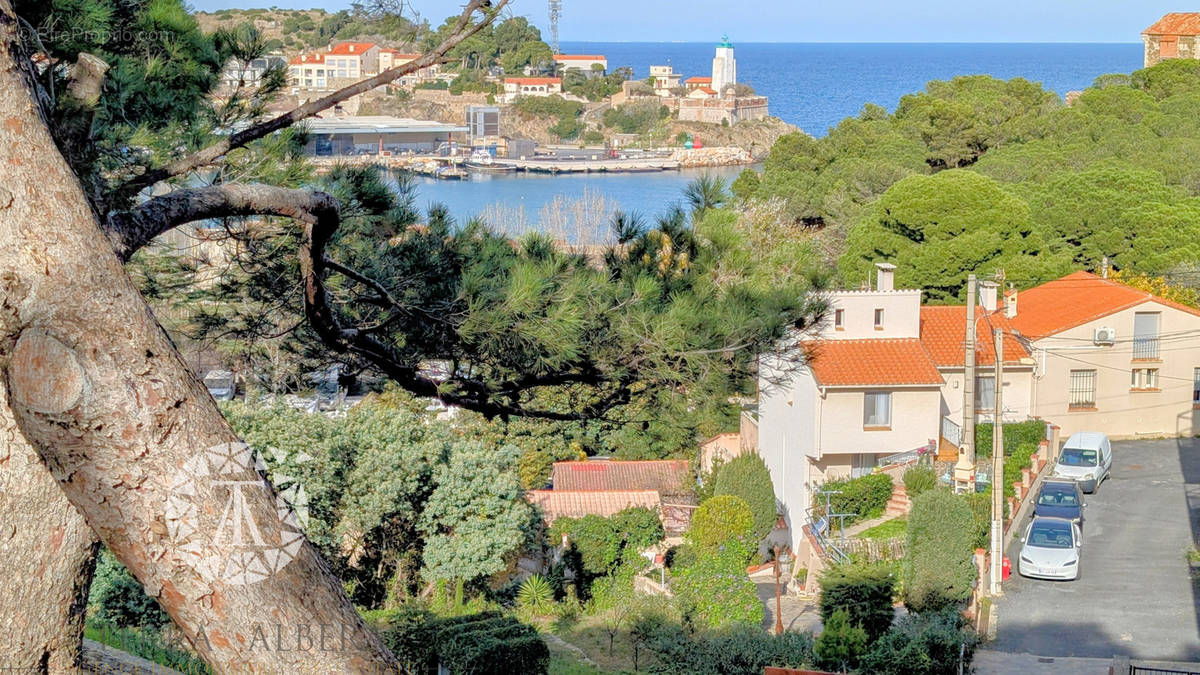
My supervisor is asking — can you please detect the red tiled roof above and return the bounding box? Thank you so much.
[1008,271,1200,340]
[696,87,718,95]
[289,53,326,65]
[527,489,661,524]
[685,76,712,83]
[328,42,377,55]
[1144,13,1200,36]
[554,54,606,60]
[804,339,943,387]
[920,306,1030,367]
[505,77,562,85]
[551,460,691,493]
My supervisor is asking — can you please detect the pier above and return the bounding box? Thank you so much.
[494,157,680,173]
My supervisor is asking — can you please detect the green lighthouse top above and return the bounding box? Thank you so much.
[719,34,733,48]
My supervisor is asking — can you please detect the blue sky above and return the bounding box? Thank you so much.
[188,0,1171,43]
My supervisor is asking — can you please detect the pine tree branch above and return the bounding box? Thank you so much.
[112,0,508,203]
[110,183,619,420]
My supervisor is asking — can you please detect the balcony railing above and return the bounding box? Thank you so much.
[941,416,962,447]
[1133,336,1160,360]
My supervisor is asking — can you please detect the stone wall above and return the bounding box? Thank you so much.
[670,146,753,167]
[677,96,769,125]
[1143,34,1200,68]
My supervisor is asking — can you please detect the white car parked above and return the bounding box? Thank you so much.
[1018,516,1082,581]
[1051,431,1112,493]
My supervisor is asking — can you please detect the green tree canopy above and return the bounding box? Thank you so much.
[713,454,777,541]
[903,490,977,613]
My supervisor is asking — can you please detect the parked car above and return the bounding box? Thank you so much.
[1051,431,1112,493]
[1033,480,1085,527]
[1018,516,1082,581]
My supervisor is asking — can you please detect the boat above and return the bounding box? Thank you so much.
[435,166,468,180]
[464,149,516,173]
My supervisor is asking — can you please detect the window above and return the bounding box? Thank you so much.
[873,308,884,330]
[1069,369,1097,409]
[863,391,892,428]
[1133,312,1161,359]
[975,376,995,411]
[1194,368,1200,404]
[1132,368,1160,390]
[834,309,845,330]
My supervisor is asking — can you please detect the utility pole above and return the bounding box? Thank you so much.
[963,274,977,465]
[773,545,784,635]
[990,327,1005,596]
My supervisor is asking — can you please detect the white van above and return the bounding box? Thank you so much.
[1051,431,1112,494]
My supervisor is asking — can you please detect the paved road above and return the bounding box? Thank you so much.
[987,438,1200,662]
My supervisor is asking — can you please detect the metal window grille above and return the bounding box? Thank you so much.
[1069,370,1096,408]
[1194,368,1200,403]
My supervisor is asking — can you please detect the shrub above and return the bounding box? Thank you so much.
[673,546,763,630]
[89,548,170,629]
[904,490,976,613]
[688,495,755,556]
[550,506,664,577]
[964,491,992,550]
[814,609,867,673]
[903,465,938,500]
[974,420,1044,459]
[517,574,554,615]
[377,609,548,674]
[818,473,894,525]
[818,560,897,642]
[635,617,814,675]
[861,608,979,675]
[714,454,778,541]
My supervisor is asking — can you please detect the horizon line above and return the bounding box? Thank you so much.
[558,40,1143,45]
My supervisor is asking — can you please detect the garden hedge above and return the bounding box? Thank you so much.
[819,472,894,525]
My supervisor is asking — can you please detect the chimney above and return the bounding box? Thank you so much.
[1004,289,1018,318]
[875,262,897,292]
[980,281,998,312]
[349,44,356,52]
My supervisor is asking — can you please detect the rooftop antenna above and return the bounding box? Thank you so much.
[548,0,562,54]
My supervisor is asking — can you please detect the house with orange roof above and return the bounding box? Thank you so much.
[502,77,562,102]
[553,54,607,75]
[1143,13,1200,67]
[288,52,329,90]
[759,262,1200,553]
[325,41,380,81]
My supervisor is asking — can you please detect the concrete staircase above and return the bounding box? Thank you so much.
[885,483,911,517]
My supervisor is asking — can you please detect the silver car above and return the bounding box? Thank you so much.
[1018,516,1082,581]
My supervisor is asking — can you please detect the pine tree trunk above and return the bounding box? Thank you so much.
[0,4,396,671]
[0,393,98,672]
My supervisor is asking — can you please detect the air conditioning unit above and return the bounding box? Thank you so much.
[1094,326,1116,345]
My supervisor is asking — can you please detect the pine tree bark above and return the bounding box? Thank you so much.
[0,392,98,672]
[0,4,396,671]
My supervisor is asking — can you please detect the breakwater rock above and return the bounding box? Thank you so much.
[670,146,754,168]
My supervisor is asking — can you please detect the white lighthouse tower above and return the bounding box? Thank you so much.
[711,35,737,96]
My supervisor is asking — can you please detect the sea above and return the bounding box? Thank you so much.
[408,42,1144,231]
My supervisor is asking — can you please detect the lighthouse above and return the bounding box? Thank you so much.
[711,35,737,95]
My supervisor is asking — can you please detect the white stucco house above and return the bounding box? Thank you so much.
[759,263,1200,553]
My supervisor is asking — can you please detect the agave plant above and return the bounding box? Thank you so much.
[516,574,555,615]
